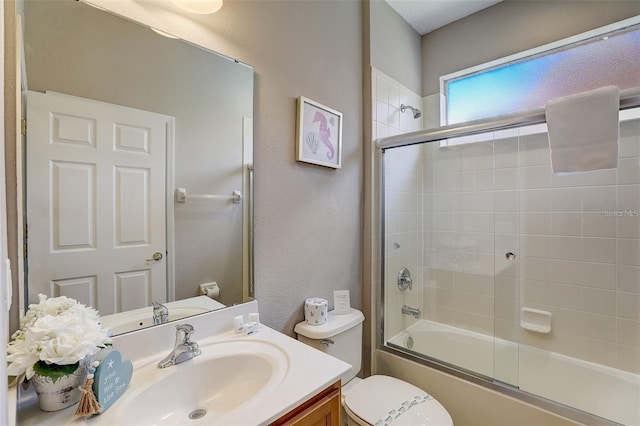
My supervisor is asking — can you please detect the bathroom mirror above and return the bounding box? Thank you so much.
[19,0,254,334]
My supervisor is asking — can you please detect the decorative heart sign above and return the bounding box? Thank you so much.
[92,350,133,413]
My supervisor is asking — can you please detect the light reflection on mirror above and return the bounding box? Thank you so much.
[20,0,254,335]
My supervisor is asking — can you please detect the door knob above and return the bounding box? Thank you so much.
[147,252,163,262]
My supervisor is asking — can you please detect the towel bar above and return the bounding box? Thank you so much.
[175,188,242,204]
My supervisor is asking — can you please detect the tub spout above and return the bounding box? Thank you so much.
[402,304,421,319]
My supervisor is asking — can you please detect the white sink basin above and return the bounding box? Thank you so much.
[101,296,226,335]
[113,340,289,424]
[102,307,208,335]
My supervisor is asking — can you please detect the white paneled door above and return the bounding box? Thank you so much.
[26,91,172,315]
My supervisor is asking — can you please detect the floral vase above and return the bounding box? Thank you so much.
[29,359,89,412]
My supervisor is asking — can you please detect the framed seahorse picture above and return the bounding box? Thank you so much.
[296,96,343,169]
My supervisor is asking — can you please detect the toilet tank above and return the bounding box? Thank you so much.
[294,308,364,384]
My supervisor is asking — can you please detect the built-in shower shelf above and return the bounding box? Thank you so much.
[521,308,552,334]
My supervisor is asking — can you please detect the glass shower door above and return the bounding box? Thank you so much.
[492,131,521,387]
[381,109,640,425]
[515,115,640,425]
[383,136,503,382]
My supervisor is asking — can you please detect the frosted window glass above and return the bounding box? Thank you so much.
[445,25,640,125]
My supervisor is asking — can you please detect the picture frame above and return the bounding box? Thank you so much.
[296,96,343,169]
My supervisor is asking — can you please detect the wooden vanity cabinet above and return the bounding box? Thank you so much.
[270,381,341,426]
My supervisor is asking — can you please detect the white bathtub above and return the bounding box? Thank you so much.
[388,320,640,426]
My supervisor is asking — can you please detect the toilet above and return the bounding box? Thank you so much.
[295,308,453,426]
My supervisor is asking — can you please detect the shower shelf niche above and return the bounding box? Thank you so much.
[520,308,552,334]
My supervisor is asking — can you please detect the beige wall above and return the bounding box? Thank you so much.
[13,0,364,335]
[226,1,363,334]
[369,0,422,95]
[422,0,640,96]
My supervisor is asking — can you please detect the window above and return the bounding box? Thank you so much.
[441,16,640,125]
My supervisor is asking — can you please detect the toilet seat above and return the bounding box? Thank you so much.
[343,375,453,426]
[342,399,368,426]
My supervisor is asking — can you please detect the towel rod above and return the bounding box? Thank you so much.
[376,87,640,150]
[175,188,242,204]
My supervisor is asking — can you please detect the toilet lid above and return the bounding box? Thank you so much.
[344,375,453,426]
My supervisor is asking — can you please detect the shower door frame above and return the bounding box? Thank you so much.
[376,87,640,426]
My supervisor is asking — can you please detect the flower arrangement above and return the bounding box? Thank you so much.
[6,294,112,381]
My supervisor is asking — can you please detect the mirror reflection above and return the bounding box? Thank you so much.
[21,0,254,334]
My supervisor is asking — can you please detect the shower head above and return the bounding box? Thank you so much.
[400,104,422,119]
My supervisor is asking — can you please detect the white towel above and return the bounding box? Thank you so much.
[546,86,620,175]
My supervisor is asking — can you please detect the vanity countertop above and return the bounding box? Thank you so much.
[16,300,351,425]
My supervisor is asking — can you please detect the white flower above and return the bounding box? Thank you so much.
[6,295,112,379]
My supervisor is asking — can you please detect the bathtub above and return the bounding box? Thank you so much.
[388,320,640,426]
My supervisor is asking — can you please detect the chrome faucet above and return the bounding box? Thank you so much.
[157,324,201,368]
[402,304,421,319]
[152,301,169,325]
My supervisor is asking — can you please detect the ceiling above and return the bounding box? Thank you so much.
[385,0,503,35]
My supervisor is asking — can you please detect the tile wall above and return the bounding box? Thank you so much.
[372,68,424,338]
[423,137,499,339]
[422,115,640,374]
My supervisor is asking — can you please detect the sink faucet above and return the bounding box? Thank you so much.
[157,324,201,368]
[152,301,169,325]
[402,304,421,319]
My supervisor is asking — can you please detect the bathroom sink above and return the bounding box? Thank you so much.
[101,296,226,335]
[16,302,352,426]
[102,307,208,335]
[112,339,289,425]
